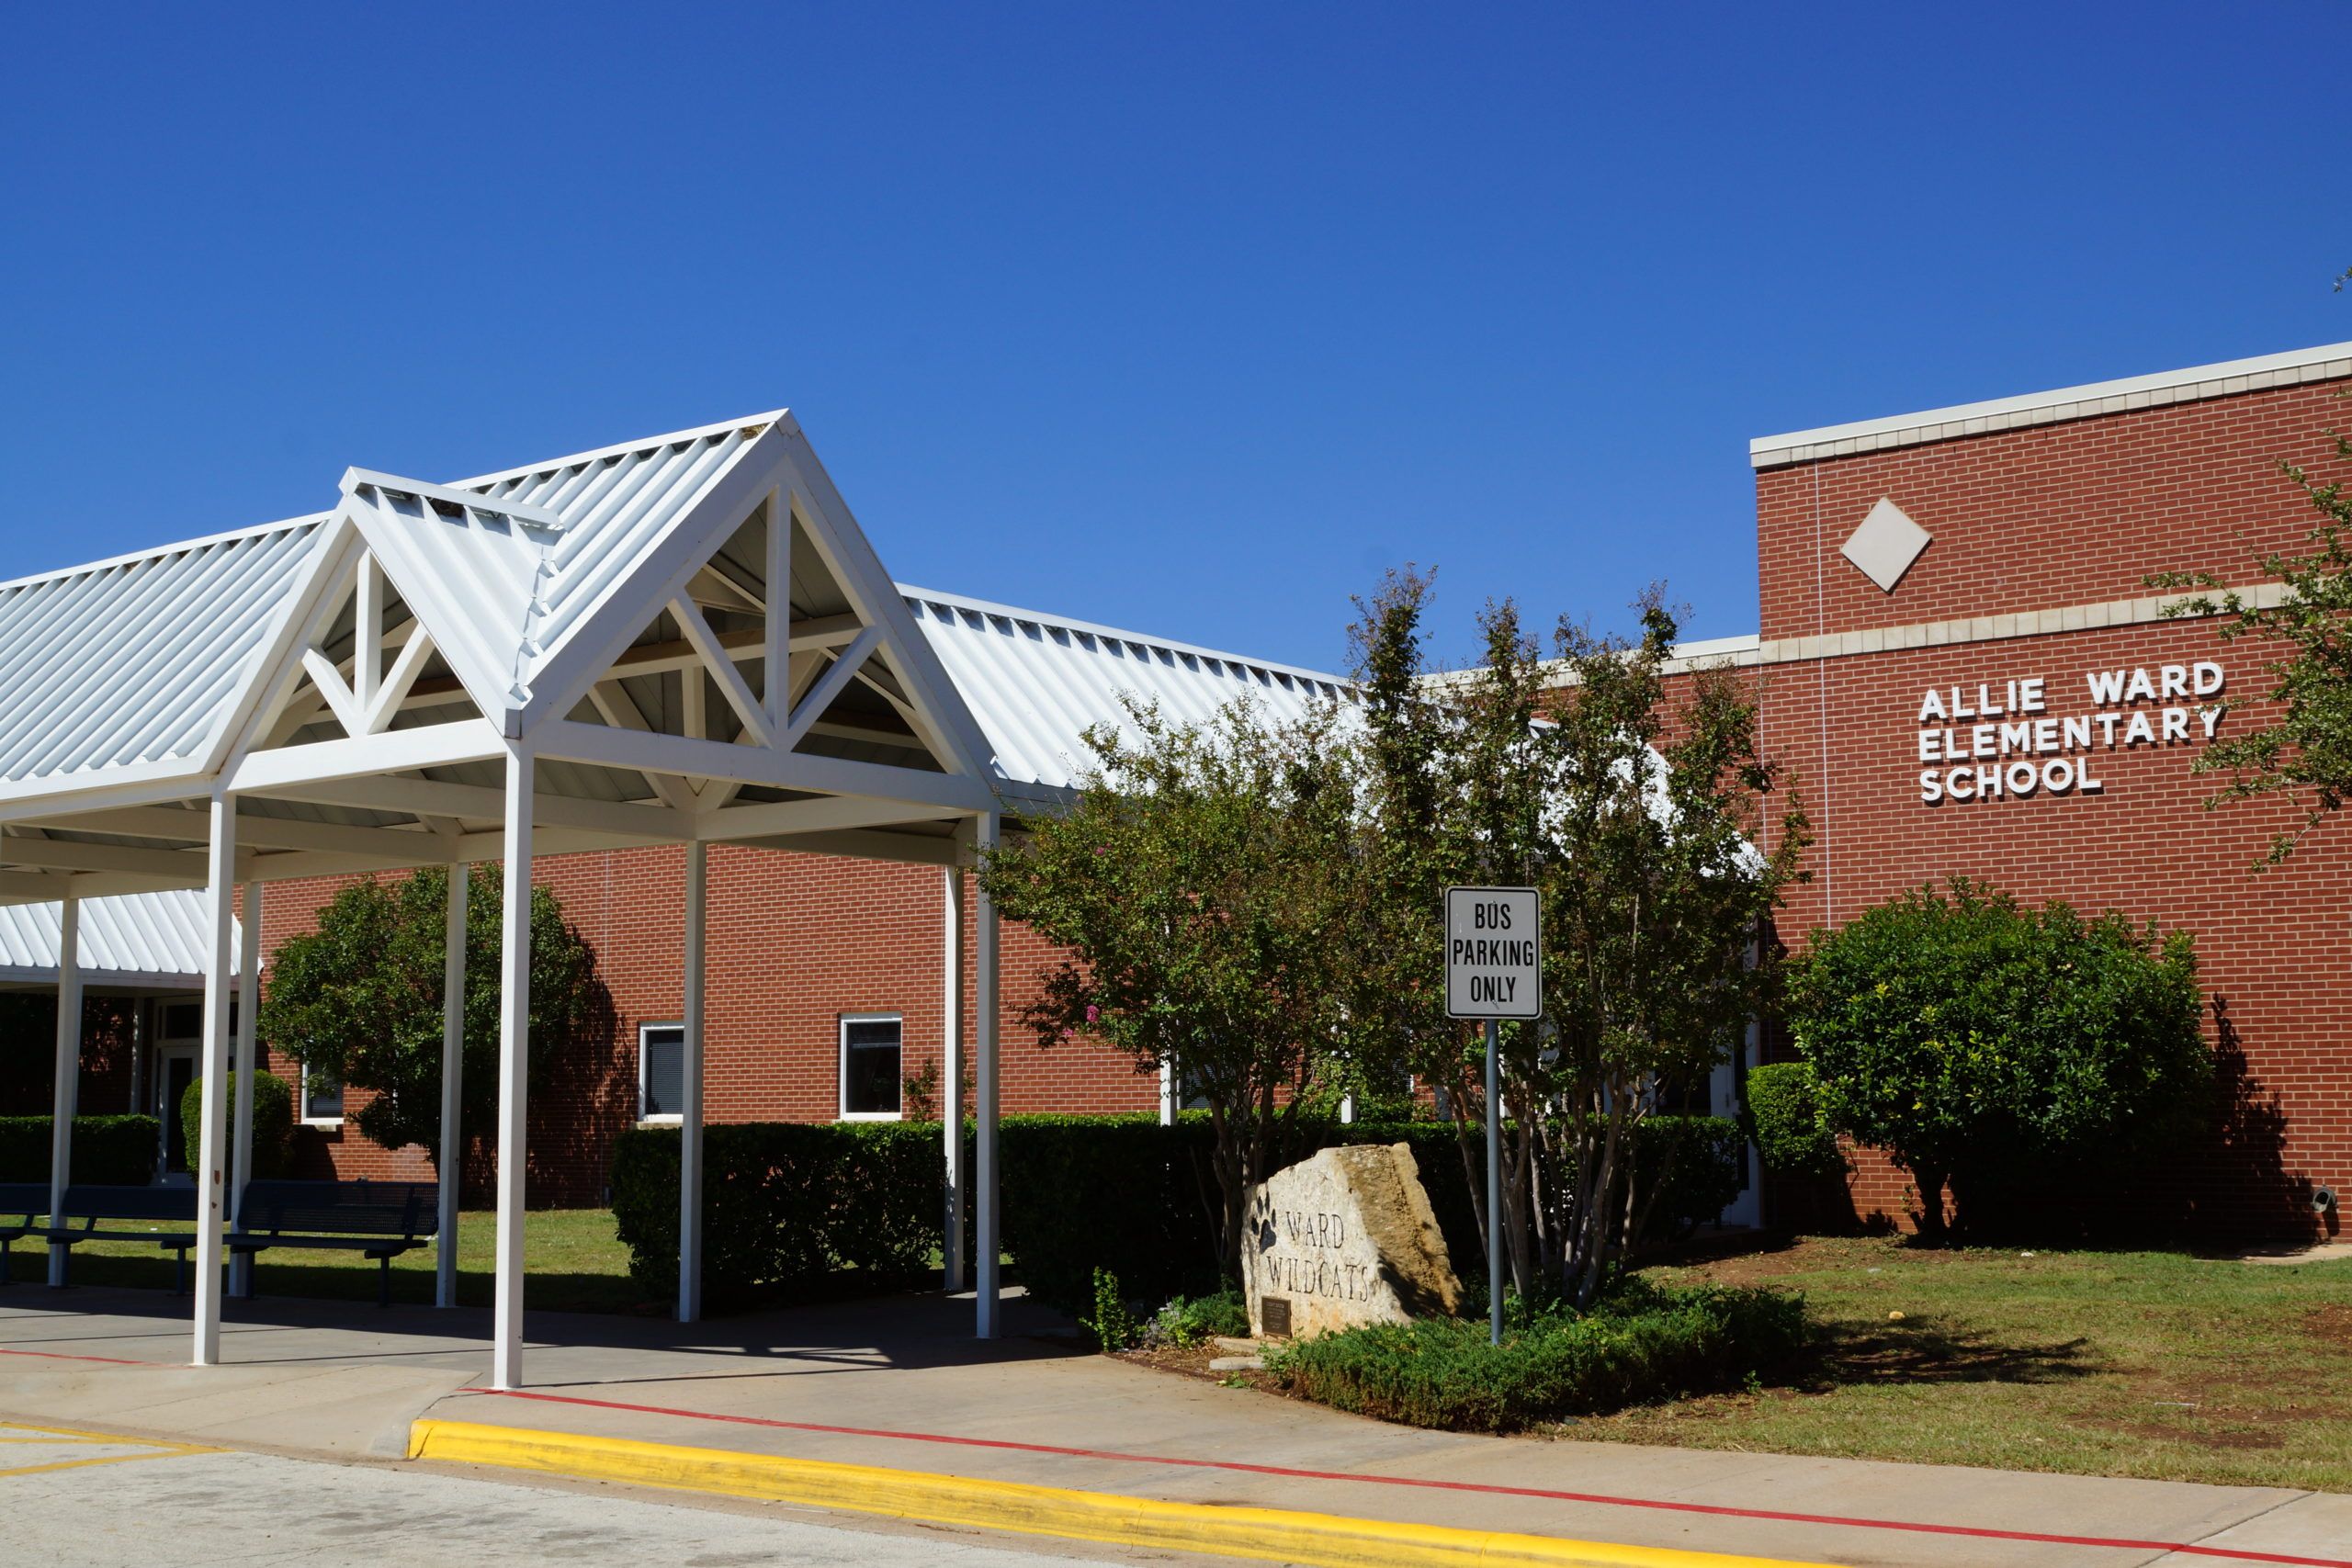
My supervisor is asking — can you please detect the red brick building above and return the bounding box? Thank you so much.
[1725,340,2352,1237]
[21,344,2352,1244]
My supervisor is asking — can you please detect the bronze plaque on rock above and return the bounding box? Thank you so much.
[1261,1295,1292,1337]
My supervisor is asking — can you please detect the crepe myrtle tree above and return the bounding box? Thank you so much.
[1344,571,1807,1308]
[2152,418,2352,865]
[257,868,602,1156]
[978,695,1359,1280]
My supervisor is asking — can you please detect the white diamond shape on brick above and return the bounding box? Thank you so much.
[1840,497,1930,592]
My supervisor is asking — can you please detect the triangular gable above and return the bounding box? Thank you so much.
[339,470,563,732]
[516,415,997,782]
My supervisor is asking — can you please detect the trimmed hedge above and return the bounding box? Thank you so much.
[0,1115,160,1186]
[1743,1061,1843,1179]
[1637,1114,1748,1240]
[611,1122,944,1307]
[178,1071,294,1181]
[610,1111,1748,1315]
[998,1114,1485,1314]
[1270,1278,1806,1431]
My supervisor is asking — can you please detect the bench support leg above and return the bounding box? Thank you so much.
[379,1255,392,1309]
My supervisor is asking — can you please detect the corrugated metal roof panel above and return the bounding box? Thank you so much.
[0,890,237,984]
[898,586,1350,791]
[453,418,771,710]
[0,521,324,784]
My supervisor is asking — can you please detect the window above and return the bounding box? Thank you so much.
[839,1015,902,1120]
[300,1061,344,1125]
[639,1023,685,1123]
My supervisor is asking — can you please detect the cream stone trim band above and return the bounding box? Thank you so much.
[1539,583,2286,689]
[1751,342,2352,469]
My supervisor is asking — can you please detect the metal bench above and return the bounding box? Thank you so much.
[38,1184,201,1293]
[229,1179,437,1307]
[0,1183,45,1286]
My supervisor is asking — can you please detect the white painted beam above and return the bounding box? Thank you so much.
[530,719,996,814]
[192,797,238,1366]
[24,806,455,860]
[691,795,956,841]
[46,894,79,1287]
[259,775,691,842]
[437,863,468,1310]
[226,718,507,795]
[779,626,881,751]
[229,881,261,1296]
[492,749,533,1391]
[671,596,775,749]
[942,866,965,1294]
[677,840,706,1324]
[974,811,1000,1340]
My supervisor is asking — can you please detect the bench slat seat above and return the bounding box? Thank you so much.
[8,1185,202,1294]
[0,1183,47,1285]
[232,1179,439,1306]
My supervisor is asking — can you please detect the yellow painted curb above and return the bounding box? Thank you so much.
[408,1416,1836,1568]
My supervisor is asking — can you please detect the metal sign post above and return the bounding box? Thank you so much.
[1445,886,1541,1348]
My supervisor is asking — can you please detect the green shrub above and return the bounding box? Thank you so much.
[0,1115,160,1185]
[1145,1287,1250,1348]
[1790,879,2208,1237]
[1270,1279,1806,1432]
[610,1121,944,1307]
[1081,1267,1140,1351]
[176,1072,293,1181]
[1742,1062,1843,1179]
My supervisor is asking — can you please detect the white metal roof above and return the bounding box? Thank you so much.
[0,890,237,988]
[0,409,1361,898]
[899,585,1350,792]
[0,520,324,784]
[349,412,782,725]
[1750,339,2352,468]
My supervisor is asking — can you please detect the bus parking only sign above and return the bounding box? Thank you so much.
[1445,886,1541,1019]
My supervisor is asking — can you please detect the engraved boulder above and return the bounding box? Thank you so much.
[1241,1142,1464,1339]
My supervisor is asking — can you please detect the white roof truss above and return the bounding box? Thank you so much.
[0,412,1018,906]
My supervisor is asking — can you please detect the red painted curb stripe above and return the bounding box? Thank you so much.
[470,1388,2350,1568]
[0,1346,148,1366]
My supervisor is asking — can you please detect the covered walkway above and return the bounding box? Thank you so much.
[0,409,1345,1385]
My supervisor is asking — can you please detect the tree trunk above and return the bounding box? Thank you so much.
[1910,1163,1951,1244]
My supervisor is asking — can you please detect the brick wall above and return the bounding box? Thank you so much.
[258,846,1154,1205]
[1750,378,2352,1242]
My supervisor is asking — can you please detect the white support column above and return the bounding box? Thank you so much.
[941,864,966,1293]
[676,840,707,1324]
[192,797,238,1365]
[974,812,1001,1339]
[229,880,261,1296]
[1158,1060,1175,1128]
[46,894,81,1288]
[492,749,534,1391]
[436,863,469,1309]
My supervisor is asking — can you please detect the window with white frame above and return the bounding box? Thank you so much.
[838,1014,902,1120]
[639,1023,685,1123]
[300,1060,344,1125]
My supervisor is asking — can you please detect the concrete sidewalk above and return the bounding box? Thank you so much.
[4,1286,2347,1568]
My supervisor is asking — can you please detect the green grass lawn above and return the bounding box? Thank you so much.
[1590,1235,2352,1494]
[3,1209,658,1315]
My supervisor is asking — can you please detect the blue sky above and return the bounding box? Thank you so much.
[4,5,2346,671]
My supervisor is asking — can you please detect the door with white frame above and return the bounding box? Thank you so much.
[150,996,234,1181]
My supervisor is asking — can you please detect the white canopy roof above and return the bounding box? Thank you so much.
[0,412,1346,904]
[0,890,236,990]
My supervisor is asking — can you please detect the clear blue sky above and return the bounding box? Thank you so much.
[5,5,2346,671]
